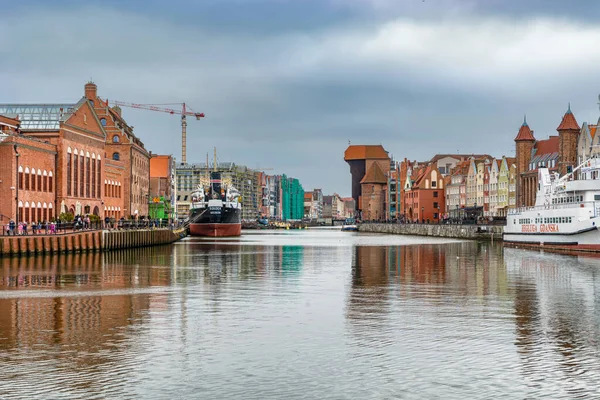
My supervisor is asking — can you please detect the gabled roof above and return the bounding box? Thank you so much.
[590,125,597,139]
[412,165,432,188]
[506,157,516,164]
[360,162,387,184]
[344,145,389,161]
[534,136,559,156]
[429,153,490,163]
[557,104,580,131]
[515,116,535,141]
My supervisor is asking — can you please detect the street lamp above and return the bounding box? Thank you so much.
[14,145,19,223]
[421,206,424,224]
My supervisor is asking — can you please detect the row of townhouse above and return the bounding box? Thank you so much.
[445,156,517,217]
[385,154,517,222]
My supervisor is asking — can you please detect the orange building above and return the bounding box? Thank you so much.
[150,155,173,199]
[344,145,390,221]
[403,163,445,223]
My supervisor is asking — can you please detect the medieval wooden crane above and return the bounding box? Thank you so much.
[107,100,204,164]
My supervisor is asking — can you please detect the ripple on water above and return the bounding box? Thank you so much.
[1,234,600,399]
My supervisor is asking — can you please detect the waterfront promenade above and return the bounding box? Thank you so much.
[358,222,504,241]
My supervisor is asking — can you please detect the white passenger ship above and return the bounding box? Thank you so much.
[504,157,600,251]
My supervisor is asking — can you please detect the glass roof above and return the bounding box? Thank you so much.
[0,104,76,130]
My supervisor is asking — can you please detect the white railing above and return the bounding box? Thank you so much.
[508,201,596,215]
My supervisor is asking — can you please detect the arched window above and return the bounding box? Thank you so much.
[67,149,72,195]
[73,152,78,196]
[80,150,84,196]
[113,152,120,161]
[18,166,24,190]
[100,118,107,126]
[92,154,96,197]
[48,171,53,193]
[24,167,30,190]
[37,170,42,192]
[96,159,101,199]
[113,135,120,143]
[86,153,91,197]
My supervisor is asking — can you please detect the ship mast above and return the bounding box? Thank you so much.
[213,147,217,173]
[206,153,209,181]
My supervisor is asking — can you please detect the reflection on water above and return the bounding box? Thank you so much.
[1,232,600,399]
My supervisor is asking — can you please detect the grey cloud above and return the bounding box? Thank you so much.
[2,4,600,196]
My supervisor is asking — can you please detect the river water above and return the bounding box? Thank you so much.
[1,228,600,399]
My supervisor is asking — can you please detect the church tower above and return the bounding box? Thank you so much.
[514,116,535,207]
[557,104,580,177]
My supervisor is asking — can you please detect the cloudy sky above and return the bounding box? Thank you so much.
[2,0,600,196]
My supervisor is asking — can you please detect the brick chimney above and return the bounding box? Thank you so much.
[85,81,97,100]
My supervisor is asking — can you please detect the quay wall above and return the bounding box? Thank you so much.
[102,229,183,251]
[358,223,504,241]
[0,229,184,257]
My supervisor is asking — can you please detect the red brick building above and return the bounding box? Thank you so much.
[403,163,445,223]
[344,145,390,221]
[0,133,57,225]
[0,82,151,223]
[0,98,106,219]
[89,82,150,218]
[515,108,578,207]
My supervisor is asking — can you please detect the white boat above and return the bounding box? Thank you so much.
[504,157,600,251]
[341,218,358,232]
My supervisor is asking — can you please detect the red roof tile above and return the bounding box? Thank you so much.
[590,125,597,139]
[360,162,387,184]
[515,120,535,141]
[557,106,580,131]
[344,145,389,160]
[534,136,559,155]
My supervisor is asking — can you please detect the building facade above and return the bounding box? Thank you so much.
[89,83,150,218]
[514,109,578,207]
[344,145,390,221]
[149,155,174,220]
[403,163,445,223]
[0,82,153,223]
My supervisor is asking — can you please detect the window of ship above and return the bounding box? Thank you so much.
[595,195,600,201]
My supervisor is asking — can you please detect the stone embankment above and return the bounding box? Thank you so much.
[0,228,185,257]
[358,223,504,241]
